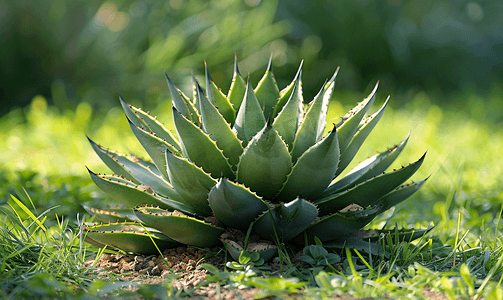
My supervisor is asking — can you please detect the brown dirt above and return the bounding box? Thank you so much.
[87,245,453,299]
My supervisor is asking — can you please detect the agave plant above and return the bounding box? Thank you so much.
[84,57,428,257]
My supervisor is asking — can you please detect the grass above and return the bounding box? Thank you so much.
[1,88,503,299]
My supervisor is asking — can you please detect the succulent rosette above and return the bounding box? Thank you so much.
[84,57,428,256]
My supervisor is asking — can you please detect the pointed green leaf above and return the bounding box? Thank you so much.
[165,150,216,216]
[272,69,303,147]
[254,198,318,241]
[378,178,428,212]
[357,223,434,243]
[120,97,180,151]
[336,98,388,176]
[165,71,198,122]
[208,178,269,229]
[273,61,303,118]
[233,77,267,146]
[117,154,181,200]
[197,80,243,167]
[129,118,180,181]
[227,57,247,113]
[119,94,148,131]
[172,107,235,179]
[134,207,223,247]
[254,56,279,120]
[314,153,426,214]
[206,64,235,124]
[88,137,174,197]
[306,204,382,242]
[82,204,139,223]
[275,127,339,201]
[237,123,292,199]
[337,83,378,152]
[291,68,338,160]
[324,134,409,195]
[85,222,179,254]
[88,169,205,215]
[87,137,139,184]
[191,74,202,112]
[323,236,382,256]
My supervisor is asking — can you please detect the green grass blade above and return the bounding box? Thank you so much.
[10,195,46,232]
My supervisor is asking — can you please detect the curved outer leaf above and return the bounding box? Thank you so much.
[128,118,180,181]
[172,107,235,180]
[205,64,235,124]
[82,204,140,223]
[378,178,428,212]
[337,83,378,153]
[88,169,206,216]
[306,204,382,242]
[275,127,339,201]
[134,207,224,247]
[291,68,338,160]
[336,98,388,177]
[273,61,303,118]
[254,198,318,241]
[272,69,304,147]
[119,94,148,131]
[87,137,139,184]
[88,137,176,199]
[314,153,426,214]
[254,55,280,120]
[227,56,247,113]
[85,222,179,254]
[165,71,199,124]
[119,96,180,150]
[165,151,215,216]
[197,80,243,167]
[233,77,267,146]
[236,123,292,200]
[208,178,269,229]
[116,153,181,200]
[362,223,434,243]
[324,134,409,195]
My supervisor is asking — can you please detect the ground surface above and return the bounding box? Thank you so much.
[88,246,451,299]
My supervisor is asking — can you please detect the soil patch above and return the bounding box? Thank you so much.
[87,246,452,299]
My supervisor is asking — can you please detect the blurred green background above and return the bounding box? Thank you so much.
[1,0,502,236]
[2,0,502,114]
